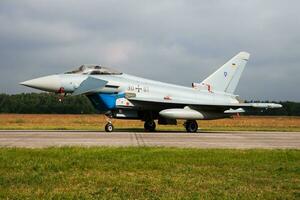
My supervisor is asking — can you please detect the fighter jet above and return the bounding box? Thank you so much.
[20,52,282,132]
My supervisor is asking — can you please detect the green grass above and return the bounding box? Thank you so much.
[0,147,299,199]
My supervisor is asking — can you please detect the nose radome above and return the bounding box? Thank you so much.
[20,75,61,92]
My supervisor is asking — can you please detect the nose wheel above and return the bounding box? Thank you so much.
[185,120,198,133]
[144,120,156,132]
[105,122,114,132]
[104,112,114,132]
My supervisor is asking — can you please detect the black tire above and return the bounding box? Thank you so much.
[105,123,114,132]
[144,120,156,132]
[185,120,198,133]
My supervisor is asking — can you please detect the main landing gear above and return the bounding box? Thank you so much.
[184,120,198,133]
[144,120,156,132]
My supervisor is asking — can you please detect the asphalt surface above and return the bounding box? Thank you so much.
[0,130,299,149]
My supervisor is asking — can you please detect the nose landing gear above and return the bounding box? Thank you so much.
[184,120,198,133]
[104,112,114,132]
[105,122,114,132]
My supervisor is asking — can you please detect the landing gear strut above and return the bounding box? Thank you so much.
[185,120,198,133]
[144,120,156,132]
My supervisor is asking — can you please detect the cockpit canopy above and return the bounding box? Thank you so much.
[65,64,122,75]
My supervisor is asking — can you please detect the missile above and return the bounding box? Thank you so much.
[251,103,282,108]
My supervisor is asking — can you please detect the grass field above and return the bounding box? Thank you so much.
[0,147,299,199]
[0,114,300,131]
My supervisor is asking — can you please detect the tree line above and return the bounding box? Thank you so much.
[0,93,96,114]
[0,93,299,116]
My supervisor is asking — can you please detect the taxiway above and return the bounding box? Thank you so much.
[0,130,299,149]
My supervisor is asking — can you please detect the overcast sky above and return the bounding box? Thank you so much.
[0,0,299,101]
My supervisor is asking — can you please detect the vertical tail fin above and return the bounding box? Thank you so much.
[201,52,250,94]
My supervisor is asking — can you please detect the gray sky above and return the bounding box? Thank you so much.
[0,0,299,101]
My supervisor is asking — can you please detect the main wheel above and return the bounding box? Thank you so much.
[144,120,156,132]
[185,120,198,133]
[105,123,114,132]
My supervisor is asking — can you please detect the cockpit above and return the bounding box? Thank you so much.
[65,64,122,75]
